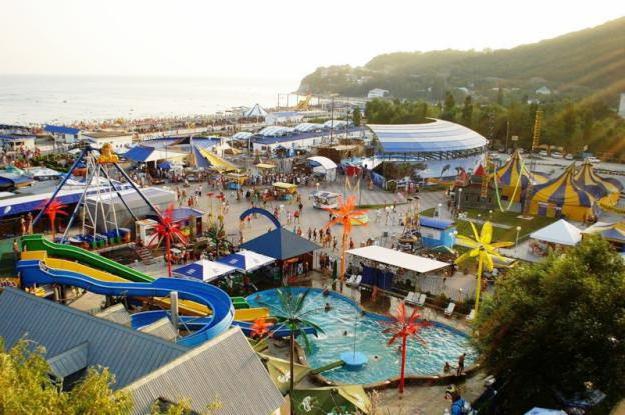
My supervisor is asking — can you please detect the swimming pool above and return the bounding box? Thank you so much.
[247,287,477,385]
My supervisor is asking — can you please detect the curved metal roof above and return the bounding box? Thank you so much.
[367,119,488,153]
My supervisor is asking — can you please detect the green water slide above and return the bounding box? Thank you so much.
[20,234,250,308]
[21,234,153,282]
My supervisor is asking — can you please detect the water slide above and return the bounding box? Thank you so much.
[21,235,268,320]
[17,257,235,347]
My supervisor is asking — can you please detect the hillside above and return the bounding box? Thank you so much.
[298,17,625,101]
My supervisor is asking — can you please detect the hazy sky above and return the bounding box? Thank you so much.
[1,0,623,81]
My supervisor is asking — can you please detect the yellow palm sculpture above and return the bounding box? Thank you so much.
[455,221,513,314]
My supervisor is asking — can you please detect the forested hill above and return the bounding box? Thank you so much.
[298,17,625,101]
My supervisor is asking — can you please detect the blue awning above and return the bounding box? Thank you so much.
[124,146,155,163]
[173,260,235,282]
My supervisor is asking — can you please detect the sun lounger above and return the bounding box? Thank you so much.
[466,309,476,321]
[444,302,456,317]
[416,293,427,306]
[404,291,417,304]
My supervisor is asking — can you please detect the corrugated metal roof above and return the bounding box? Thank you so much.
[126,328,284,415]
[96,303,132,327]
[138,318,178,341]
[47,341,89,378]
[0,288,188,388]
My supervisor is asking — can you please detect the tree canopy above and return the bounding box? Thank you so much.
[473,237,625,411]
[365,99,433,124]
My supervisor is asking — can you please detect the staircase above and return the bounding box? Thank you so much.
[135,246,157,265]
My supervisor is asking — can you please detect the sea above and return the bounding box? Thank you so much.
[0,75,301,125]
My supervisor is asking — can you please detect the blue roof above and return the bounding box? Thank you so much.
[419,216,454,230]
[367,120,487,153]
[240,227,320,260]
[0,288,188,388]
[0,174,33,187]
[44,125,80,135]
[124,145,155,162]
[171,207,204,221]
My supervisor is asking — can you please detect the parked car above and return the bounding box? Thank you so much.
[586,156,601,164]
[551,152,563,159]
[564,153,574,160]
[539,150,548,157]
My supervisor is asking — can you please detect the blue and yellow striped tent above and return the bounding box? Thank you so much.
[574,159,623,206]
[528,164,597,222]
[493,150,547,202]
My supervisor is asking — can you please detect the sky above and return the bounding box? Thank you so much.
[1,0,624,82]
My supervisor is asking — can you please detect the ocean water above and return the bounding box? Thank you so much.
[0,75,300,125]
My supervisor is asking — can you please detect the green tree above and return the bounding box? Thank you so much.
[461,95,473,126]
[260,288,324,415]
[352,107,361,126]
[496,87,504,105]
[473,237,625,411]
[0,339,132,414]
[441,91,456,121]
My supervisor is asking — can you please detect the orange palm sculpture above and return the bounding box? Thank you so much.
[250,317,274,339]
[323,195,367,291]
[383,301,431,394]
[40,199,69,240]
[148,205,188,277]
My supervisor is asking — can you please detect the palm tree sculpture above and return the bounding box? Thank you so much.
[250,317,273,339]
[384,301,431,394]
[259,288,324,415]
[324,195,367,291]
[454,221,513,314]
[39,199,69,241]
[148,205,188,277]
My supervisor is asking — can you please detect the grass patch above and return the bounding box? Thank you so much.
[421,207,556,243]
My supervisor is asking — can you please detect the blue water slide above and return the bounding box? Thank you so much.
[17,260,235,347]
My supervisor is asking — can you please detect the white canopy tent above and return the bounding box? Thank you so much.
[529,219,582,246]
[307,156,337,182]
[216,249,275,273]
[347,245,449,274]
[244,104,268,118]
[172,260,237,282]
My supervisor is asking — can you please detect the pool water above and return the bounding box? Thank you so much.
[247,288,477,385]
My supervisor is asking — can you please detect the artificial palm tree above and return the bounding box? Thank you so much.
[454,221,513,314]
[259,288,324,415]
[384,301,431,394]
[40,199,69,240]
[324,195,367,291]
[148,204,188,277]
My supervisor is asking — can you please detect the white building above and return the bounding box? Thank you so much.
[535,86,552,95]
[0,135,36,151]
[44,125,81,144]
[367,88,390,99]
[619,93,625,118]
[252,128,363,153]
[83,131,134,150]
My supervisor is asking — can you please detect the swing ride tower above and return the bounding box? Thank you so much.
[32,143,164,247]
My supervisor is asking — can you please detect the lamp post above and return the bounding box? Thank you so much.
[437,203,442,217]
[457,187,463,215]
[515,226,522,255]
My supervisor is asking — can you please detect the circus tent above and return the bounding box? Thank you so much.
[493,150,547,202]
[244,103,268,118]
[574,159,623,206]
[527,164,597,222]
